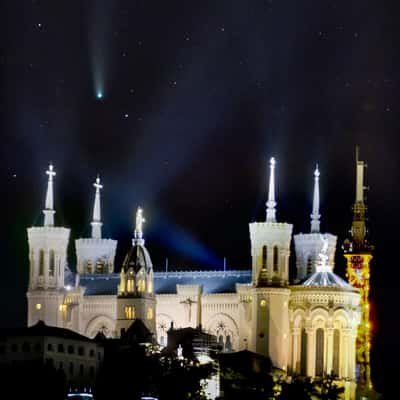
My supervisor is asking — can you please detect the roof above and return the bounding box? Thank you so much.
[122,244,153,273]
[121,319,153,345]
[78,270,252,296]
[302,269,356,291]
[0,320,94,342]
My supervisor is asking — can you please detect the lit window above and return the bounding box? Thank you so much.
[36,303,42,310]
[260,299,267,307]
[147,280,153,294]
[59,304,67,312]
[147,307,153,320]
[127,279,134,293]
[138,279,145,292]
[124,306,135,320]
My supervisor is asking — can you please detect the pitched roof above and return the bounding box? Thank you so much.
[0,320,94,342]
[79,270,252,296]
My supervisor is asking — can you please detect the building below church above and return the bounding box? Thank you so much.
[26,158,365,399]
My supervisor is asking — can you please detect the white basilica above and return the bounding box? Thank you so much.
[26,159,360,394]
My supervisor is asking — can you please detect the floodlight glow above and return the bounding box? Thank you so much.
[96,91,103,99]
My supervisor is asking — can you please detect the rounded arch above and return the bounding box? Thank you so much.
[333,308,350,329]
[85,315,115,339]
[310,306,329,328]
[291,308,306,328]
[205,313,239,352]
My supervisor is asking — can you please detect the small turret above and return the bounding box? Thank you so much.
[27,164,70,327]
[116,207,156,337]
[294,165,337,281]
[249,157,293,287]
[75,176,117,274]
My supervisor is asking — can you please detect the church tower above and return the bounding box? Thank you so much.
[75,176,117,274]
[294,166,337,281]
[343,147,375,394]
[248,157,292,369]
[26,164,70,327]
[116,208,156,337]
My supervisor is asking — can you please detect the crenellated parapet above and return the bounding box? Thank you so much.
[294,233,337,281]
[75,238,117,274]
[249,221,293,286]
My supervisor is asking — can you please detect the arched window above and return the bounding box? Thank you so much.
[300,328,307,375]
[225,335,232,352]
[333,329,340,376]
[127,279,134,293]
[218,335,224,350]
[96,261,104,273]
[124,306,135,320]
[138,279,145,292]
[147,280,153,294]
[315,328,324,376]
[49,250,55,276]
[273,246,279,272]
[262,246,267,269]
[39,250,45,276]
[86,261,93,274]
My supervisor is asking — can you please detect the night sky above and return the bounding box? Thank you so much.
[1,0,399,394]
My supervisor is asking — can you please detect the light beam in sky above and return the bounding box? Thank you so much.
[88,0,115,102]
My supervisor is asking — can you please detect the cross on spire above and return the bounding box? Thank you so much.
[43,163,56,226]
[266,157,277,222]
[91,175,103,239]
[310,164,321,233]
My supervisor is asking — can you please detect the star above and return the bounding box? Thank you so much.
[124,113,129,118]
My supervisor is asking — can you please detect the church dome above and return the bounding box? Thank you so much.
[122,243,153,273]
[302,269,355,290]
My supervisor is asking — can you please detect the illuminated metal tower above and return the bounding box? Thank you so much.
[343,147,374,391]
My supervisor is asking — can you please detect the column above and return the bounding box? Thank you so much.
[325,327,334,375]
[341,329,350,378]
[44,250,49,288]
[348,330,357,380]
[306,328,315,377]
[291,327,301,374]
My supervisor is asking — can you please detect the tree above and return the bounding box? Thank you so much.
[277,376,317,400]
[315,374,344,400]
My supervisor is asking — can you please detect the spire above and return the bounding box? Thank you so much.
[355,145,365,204]
[349,146,372,251]
[43,163,56,227]
[266,157,277,222]
[310,165,320,233]
[91,175,103,239]
[133,207,145,245]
